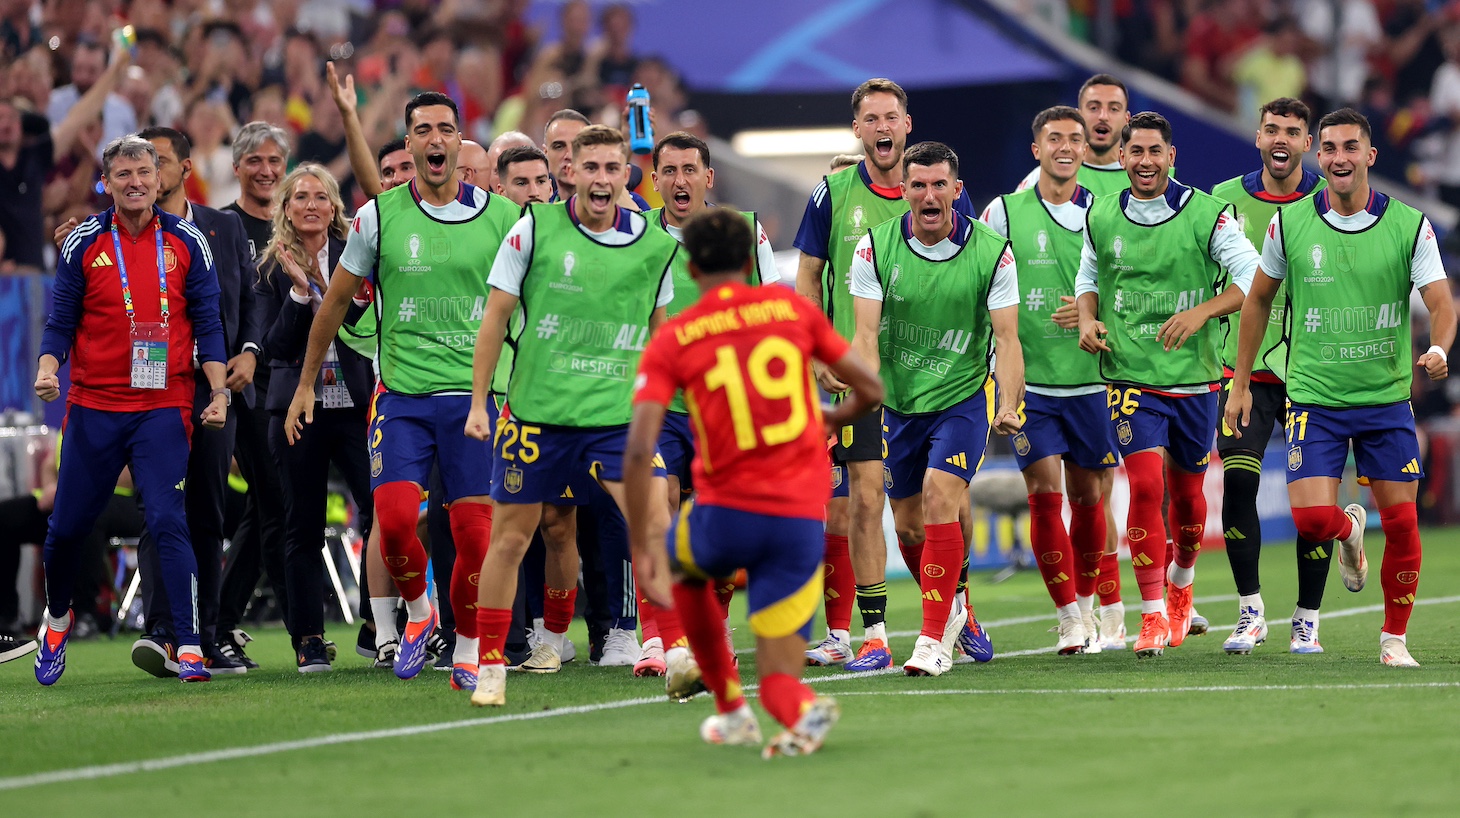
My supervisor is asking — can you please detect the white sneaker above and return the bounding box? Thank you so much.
[939,602,969,667]
[1380,636,1419,668]
[804,634,854,666]
[517,640,562,674]
[1290,614,1322,654]
[1099,604,1127,651]
[1223,606,1268,654]
[1338,504,1368,592]
[666,648,705,701]
[763,696,841,758]
[1055,608,1088,655]
[701,704,763,746]
[470,665,507,707]
[598,627,639,667]
[1081,609,1102,654]
[633,636,666,677]
[903,635,948,677]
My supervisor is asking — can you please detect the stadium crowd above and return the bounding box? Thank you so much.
[0,0,1456,757]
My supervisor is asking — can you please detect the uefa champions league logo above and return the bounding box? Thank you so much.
[853,206,865,230]
[564,251,576,278]
[1310,245,1323,270]
[1037,230,1048,255]
[1112,236,1124,259]
[407,234,422,260]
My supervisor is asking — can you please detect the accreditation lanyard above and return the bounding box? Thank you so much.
[117,219,171,390]
[114,220,169,332]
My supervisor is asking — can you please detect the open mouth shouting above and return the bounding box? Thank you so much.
[671,189,692,212]
[1269,148,1292,174]
[874,137,894,160]
[425,150,448,176]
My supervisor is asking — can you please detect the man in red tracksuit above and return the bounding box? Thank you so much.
[32,135,229,685]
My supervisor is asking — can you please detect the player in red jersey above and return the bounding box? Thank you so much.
[624,209,883,757]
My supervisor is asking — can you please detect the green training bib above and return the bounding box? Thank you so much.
[868,214,1006,414]
[509,203,679,426]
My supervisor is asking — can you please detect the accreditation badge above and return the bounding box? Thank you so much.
[130,322,169,390]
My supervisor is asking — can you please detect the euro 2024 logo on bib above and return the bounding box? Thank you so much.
[852,205,865,231]
[887,264,904,301]
[407,233,422,260]
[1036,229,1049,256]
[1112,235,1124,260]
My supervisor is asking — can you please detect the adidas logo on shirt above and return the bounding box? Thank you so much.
[91,251,114,268]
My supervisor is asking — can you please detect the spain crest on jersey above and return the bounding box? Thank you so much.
[830,465,843,490]
[504,466,524,494]
[370,451,382,478]
[1287,446,1303,472]
[1116,419,1133,446]
[1013,432,1031,456]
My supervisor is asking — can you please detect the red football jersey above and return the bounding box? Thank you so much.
[634,282,851,520]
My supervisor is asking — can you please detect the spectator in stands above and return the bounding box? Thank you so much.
[185,98,240,208]
[131,29,184,130]
[1181,0,1261,113]
[457,46,505,143]
[1300,0,1384,110]
[1233,17,1308,127]
[46,39,136,160]
[1382,0,1448,107]
[255,164,372,671]
[185,22,256,124]
[0,0,41,60]
[1427,23,1460,208]
[528,0,599,112]
[590,3,639,105]
[1,42,130,272]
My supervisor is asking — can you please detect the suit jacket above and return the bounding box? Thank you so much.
[255,236,374,413]
[192,204,264,408]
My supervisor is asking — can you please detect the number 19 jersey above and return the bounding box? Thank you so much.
[634,282,850,520]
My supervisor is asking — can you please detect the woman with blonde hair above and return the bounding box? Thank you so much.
[254,163,375,672]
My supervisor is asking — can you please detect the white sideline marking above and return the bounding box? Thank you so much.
[0,696,665,792]
[831,682,1460,697]
[4,595,1456,792]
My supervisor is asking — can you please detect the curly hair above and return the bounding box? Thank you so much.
[262,163,348,290]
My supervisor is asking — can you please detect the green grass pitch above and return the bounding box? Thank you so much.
[3,529,1459,817]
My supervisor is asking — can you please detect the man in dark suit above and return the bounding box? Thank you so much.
[129,127,262,676]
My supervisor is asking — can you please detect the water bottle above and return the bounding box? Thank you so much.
[627,83,653,155]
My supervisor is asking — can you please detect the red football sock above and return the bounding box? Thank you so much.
[1123,451,1167,602]
[1070,501,1106,599]
[1166,467,1206,570]
[648,600,688,650]
[638,591,661,642]
[543,585,576,635]
[1379,502,1422,635]
[759,672,816,729]
[673,581,742,713]
[373,481,429,600]
[1291,505,1353,543]
[1028,493,1076,607]
[898,539,925,587]
[714,580,736,617]
[822,534,854,631]
[918,522,963,639]
[447,503,492,639]
[1098,551,1122,605]
[475,607,512,666]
